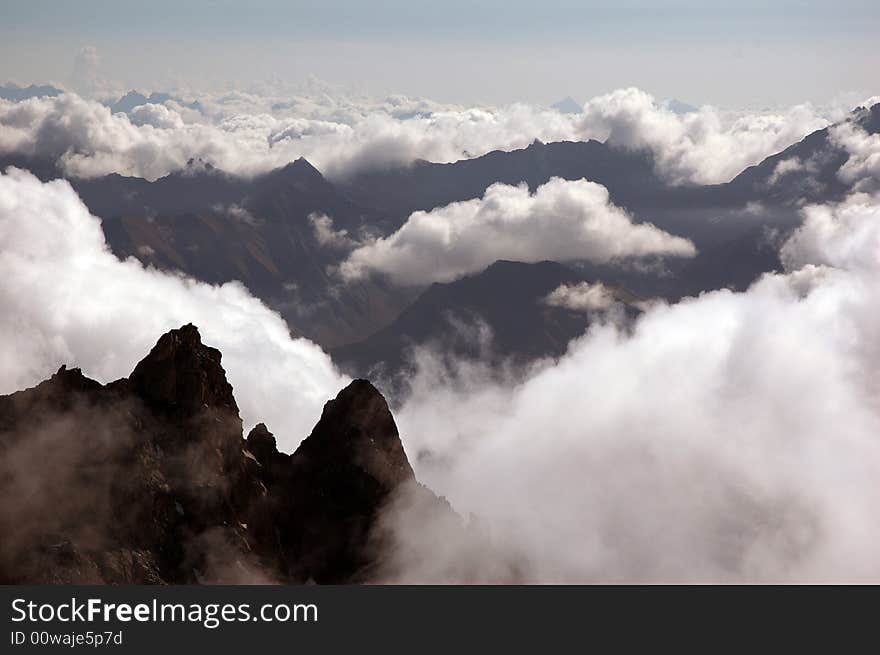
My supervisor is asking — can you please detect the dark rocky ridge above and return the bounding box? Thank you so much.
[0,324,449,584]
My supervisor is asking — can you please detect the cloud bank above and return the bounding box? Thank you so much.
[378,191,880,582]
[0,87,843,184]
[0,168,347,450]
[0,93,578,181]
[340,177,696,285]
[578,87,830,185]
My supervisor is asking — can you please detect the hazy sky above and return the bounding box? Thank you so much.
[1,0,877,106]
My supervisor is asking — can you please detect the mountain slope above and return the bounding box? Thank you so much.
[85,159,412,348]
[720,102,880,205]
[339,138,668,223]
[0,151,414,349]
[341,102,880,222]
[332,260,641,381]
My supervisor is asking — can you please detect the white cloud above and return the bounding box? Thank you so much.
[0,168,348,451]
[128,102,186,129]
[339,177,696,285]
[309,212,357,249]
[768,157,806,185]
[0,88,845,184]
[544,281,617,312]
[378,192,880,582]
[578,87,830,185]
[832,123,880,193]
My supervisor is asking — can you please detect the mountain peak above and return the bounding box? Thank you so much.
[182,157,217,175]
[295,379,415,490]
[662,98,699,115]
[551,96,583,114]
[129,324,237,415]
[855,101,880,134]
[272,378,417,581]
[283,156,324,179]
[246,422,278,463]
[290,156,317,170]
[24,364,105,405]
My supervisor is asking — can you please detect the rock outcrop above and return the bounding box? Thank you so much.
[0,324,444,584]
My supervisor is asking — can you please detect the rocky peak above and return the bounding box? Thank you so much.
[294,379,415,490]
[129,324,237,416]
[182,158,217,175]
[0,326,444,584]
[856,101,880,134]
[245,422,278,464]
[288,156,321,175]
[245,380,420,583]
[48,365,103,395]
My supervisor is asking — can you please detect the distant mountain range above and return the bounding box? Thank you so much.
[5,155,413,348]
[342,102,880,218]
[103,90,203,114]
[0,82,62,101]
[1,101,877,373]
[0,84,202,113]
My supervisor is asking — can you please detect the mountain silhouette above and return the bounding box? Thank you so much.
[0,325,452,584]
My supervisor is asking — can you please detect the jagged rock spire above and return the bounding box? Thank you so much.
[294,379,415,489]
[129,324,238,415]
[0,326,438,585]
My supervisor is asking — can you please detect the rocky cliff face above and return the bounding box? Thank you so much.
[0,324,448,584]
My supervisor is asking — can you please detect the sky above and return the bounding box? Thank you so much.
[1,0,877,106]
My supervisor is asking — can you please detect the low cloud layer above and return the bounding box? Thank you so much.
[380,191,880,582]
[339,177,696,285]
[0,168,347,450]
[0,87,846,184]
